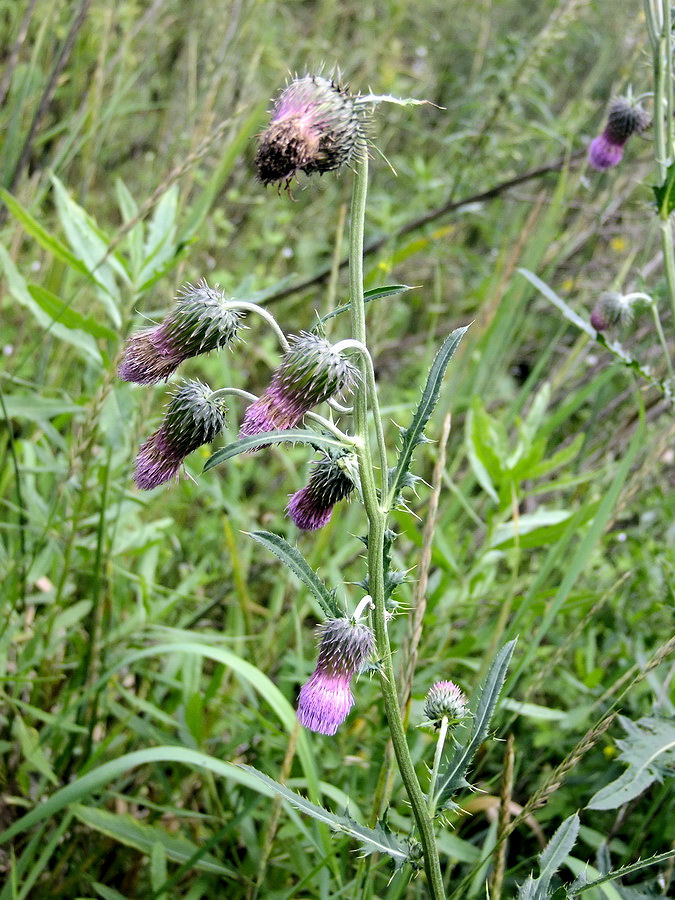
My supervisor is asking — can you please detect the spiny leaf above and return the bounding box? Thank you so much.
[437,639,516,808]
[570,849,675,895]
[247,531,342,618]
[239,765,410,868]
[388,325,469,504]
[204,430,349,471]
[652,161,675,217]
[587,716,675,810]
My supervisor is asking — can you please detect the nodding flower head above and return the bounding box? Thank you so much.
[256,75,366,187]
[118,280,244,384]
[589,291,635,332]
[287,452,357,530]
[423,680,469,729]
[297,616,374,735]
[588,97,649,171]
[239,332,359,438]
[134,379,226,490]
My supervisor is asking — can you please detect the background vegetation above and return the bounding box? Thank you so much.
[0,0,673,897]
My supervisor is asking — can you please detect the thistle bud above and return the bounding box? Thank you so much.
[256,75,365,187]
[118,280,243,384]
[423,680,469,729]
[297,617,374,735]
[589,291,634,332]
[134,379,226,489]
[288,452,357,530]
[588,97,649,171]
[239,332,359,438]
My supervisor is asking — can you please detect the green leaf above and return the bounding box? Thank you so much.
[465,398,501,502]
[316,285,415,327]
[72,805,233,878]
[571,850,675,895]
[13,715,58,786]
[247,531,342,618]
[652,160,675,217]
[94,884,129,900]
[0,393,84,421]
[490,509,576,550]
[28,284,117,341]
[389,325,469,503]
[437,640,516,807]
[517,813,580,899]
[239,765,410,869]
[0,186,95,280]
[137,185,179,287]
[0,244,102,365]
[588,716,675,810]
[204,430,348,471]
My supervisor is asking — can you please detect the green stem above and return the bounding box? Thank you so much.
[348,153,445,899]
[427,716,449,817]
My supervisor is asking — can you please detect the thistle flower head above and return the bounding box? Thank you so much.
[589,291,635,332]
[423,680,469,729]
[287,452,357,530]
[118,280,244,384]
[239,332,359,437]
[256,75,365,187]
[134,379,226,490]
[297,616,374,735]
[588,97,649,171]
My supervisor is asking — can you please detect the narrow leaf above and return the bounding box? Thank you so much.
[239,765,410,868]
[389,325,469,503]
[204,430,348,471]
[247,531,342,617]
[316,285,415,327]
[437,639,516,807]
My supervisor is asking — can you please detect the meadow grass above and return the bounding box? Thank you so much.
[0,0,673,897]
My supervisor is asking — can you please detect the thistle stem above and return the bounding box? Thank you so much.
[427,716,449,817]
[348,153,445,899]
[225,300,290,351]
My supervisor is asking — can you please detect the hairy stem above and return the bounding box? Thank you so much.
[348,153,445,898]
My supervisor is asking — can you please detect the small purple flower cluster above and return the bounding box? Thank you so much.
[588,97,649,171]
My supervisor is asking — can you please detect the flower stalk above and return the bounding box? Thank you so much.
[348,153,445,898]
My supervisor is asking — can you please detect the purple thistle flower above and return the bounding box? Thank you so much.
[297,617,374,735]
[589,291,634,332]
[588,97,649,171]
[423,680,469,728]
[134,379,226,490]
[239,332,359,438]
[256,75,366,187]
[118,280,243,384]
[287,453,357,530]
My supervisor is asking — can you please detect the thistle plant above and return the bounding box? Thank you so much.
[120,74,514,898]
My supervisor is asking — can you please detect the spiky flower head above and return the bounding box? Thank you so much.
[118,280,244,384]
[423,681,469,729]
[287,452,358,530]
[134,379,226,490]
[256,75,365,187]
[297,616,374,735]
[588,97,649,171]
[589,291,635,332]
[239,332,359,438]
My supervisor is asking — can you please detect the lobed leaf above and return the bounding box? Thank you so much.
[204,429,349,471]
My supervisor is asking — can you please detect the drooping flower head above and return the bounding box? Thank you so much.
[588,97,649,171]
[239,332,359,438]
[134,379,226,489]
[287,452,358,530]
[256,75,366,187]
[589,291,635,332]
[118,280,244,384]
[297,616,374,735]
[423,680,469,729]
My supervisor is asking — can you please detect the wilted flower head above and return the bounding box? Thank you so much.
[588,97,649,171]
[423,680,469,729]
[297,616,374,735]
[589,291,635,332]
[134,379,226,489]
[256,75,365,186]
[118,280,243,384]
[288,452,357,530]
[239,332,359,438]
